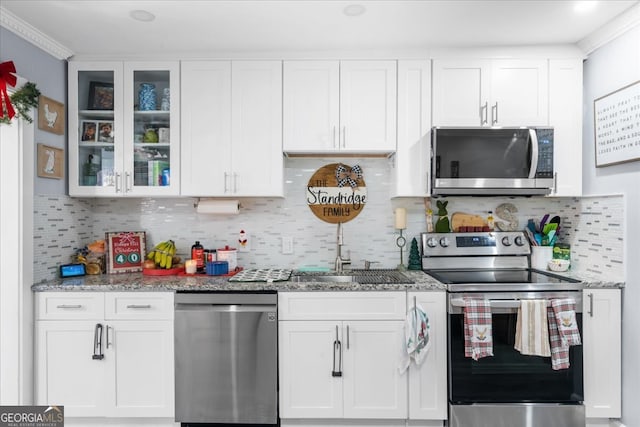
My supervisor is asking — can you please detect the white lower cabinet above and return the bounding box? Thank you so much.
[278,292,407,420]
[35,292,174,418]
[583,288,621,419]
[407,291,447,421]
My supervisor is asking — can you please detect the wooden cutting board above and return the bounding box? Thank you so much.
[450,212,487,232]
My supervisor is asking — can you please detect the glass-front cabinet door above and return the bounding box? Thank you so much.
[123,62,179,196]
[68,61,179,197]
[69,62,123,196]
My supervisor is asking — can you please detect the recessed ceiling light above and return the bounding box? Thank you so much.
[130,9,156,22]
[343,4,366,17]
[574,1,598,13]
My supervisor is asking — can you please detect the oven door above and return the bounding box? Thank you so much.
[448,292,583,405]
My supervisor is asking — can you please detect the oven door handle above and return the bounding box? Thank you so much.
[450,298,582,313]
[451,298,545,309]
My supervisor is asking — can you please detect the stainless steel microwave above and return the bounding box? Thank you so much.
[430,127,554,196]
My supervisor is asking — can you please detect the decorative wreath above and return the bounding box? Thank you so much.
[0,61,41,124]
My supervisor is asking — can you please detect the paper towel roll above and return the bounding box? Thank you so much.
[196,199,240,215]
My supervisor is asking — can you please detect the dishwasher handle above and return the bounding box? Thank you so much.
[175,292,277,306]
[175,303,276,313]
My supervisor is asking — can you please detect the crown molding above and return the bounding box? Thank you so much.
[0,6,74,60]
[578,3,640,55]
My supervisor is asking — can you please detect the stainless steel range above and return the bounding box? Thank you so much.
[421,231,585,427]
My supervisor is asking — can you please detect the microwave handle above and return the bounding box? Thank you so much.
[528,129,539,179]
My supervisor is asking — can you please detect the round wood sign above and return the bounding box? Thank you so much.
[307,163,367,224]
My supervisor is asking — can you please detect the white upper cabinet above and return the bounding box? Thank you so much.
[391,60,432,198]
[283,60,397,154]
[548,58,583,197]
[180,61,232,196]
[283,61,340,152]
[181,60,283,197]
[432,58,548,127]
[68,61,180,197]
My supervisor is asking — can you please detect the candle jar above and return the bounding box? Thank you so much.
[185,259,197,274]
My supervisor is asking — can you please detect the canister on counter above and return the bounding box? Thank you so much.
[217,246,237,271]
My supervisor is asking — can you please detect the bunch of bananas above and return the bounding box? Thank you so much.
[147,240,177,269]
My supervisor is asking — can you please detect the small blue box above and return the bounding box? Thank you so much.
[206,261,228,275]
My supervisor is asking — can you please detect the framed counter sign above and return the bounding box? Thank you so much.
[105,231,146,274]
[594,80,640,167]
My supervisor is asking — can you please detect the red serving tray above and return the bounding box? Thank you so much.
[142,267,184,276]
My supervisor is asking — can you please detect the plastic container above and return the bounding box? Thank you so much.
[206,261,229,275]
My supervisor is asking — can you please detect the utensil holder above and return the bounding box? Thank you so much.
[531,246,553,270]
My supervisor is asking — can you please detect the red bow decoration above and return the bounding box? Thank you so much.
[0,61,18,120]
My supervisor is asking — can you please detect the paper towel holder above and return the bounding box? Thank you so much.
[194,198,241,215]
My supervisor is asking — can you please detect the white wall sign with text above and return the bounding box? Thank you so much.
[594,80,640,167]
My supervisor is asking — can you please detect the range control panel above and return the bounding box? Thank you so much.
[421,231,530,257]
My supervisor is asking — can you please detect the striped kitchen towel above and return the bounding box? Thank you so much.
[548,298,581,370]
[551,298,582,347]
[464,298,493,360]
[515,299,551,357]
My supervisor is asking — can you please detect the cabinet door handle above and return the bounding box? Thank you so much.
[106,325,112,349]
[491,102,498,125]
[332,325,342,377]
[125,172,132,192]
[346,324,350,350]
[115,173,122,193]
[553,172,558,194]
[223,172,229,193]
[332,126,337,148]
[588,293,594,317]
[480,102,488,125]
[92,323,104,360]
[56,304,82,309]
[342,126,346,148]
[126,304,151,309]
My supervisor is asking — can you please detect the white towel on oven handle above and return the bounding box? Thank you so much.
[399,303,431,373]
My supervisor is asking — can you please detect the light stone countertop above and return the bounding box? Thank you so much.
[31,268,622,293]
[31,269,446,292]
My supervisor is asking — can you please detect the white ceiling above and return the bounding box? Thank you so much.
[1,0,639,59]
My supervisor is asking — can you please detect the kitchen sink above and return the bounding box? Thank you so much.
[291,275,357,283]
[292,269,414,284]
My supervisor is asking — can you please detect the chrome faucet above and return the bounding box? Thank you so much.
[335,222,351,272]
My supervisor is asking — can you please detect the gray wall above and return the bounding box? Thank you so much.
[0,27,67,195]
[583,25,640,427]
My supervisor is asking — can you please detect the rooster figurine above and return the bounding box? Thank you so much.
[43,103,58,128]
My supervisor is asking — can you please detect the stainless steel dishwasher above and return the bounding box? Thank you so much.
[175,291,278,426]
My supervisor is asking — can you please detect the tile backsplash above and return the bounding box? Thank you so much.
[33,158,625,283]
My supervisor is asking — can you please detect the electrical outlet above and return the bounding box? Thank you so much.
[282,236,294,254]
